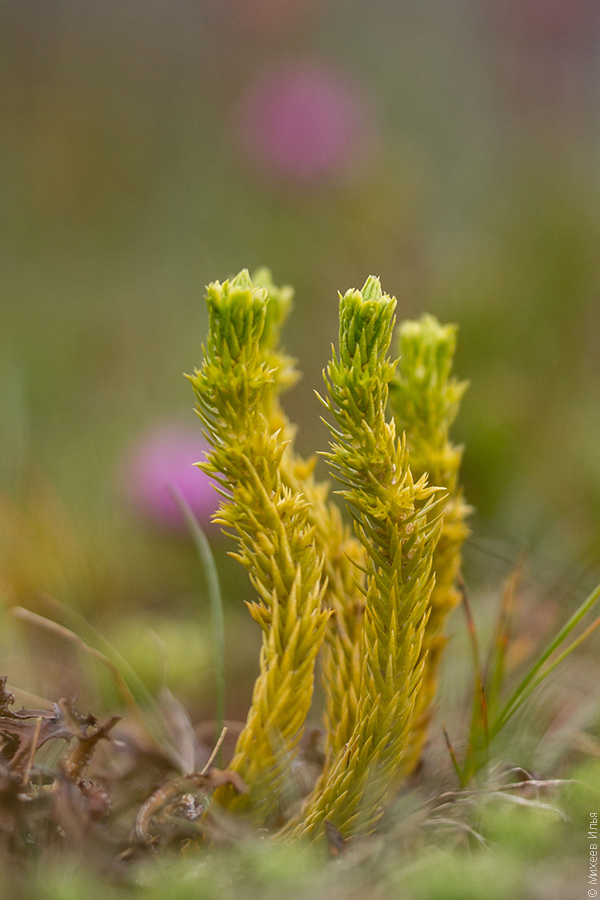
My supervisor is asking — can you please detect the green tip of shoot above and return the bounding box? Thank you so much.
[337,280,397,368]
[230,268,253,290]
[361,275,383,302]
[252,268,295,356]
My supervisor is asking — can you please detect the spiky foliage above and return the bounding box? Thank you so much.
[251,267,298,421]
[389,314,470,777]
[290,278,443,841]
[188,270,330,824]
[311,504,366,769]
[253,270,367,772]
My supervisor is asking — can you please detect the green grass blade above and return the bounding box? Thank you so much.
[13,606,142,717]
[460,581,489,780]
[484,565,520,715]
[38,593,173,744]
[169,485,226,766]
[442,724,466,787]
[491,579,600,739]
[498,613,600,727]
[15,599,198,771]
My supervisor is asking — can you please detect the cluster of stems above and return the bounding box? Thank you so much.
[190,270,466,841]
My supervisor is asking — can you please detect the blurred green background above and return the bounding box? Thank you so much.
[1,0,599,717]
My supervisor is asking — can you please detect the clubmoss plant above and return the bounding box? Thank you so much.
[389,315,470,776]
[188,271,330,823]
[189,272,462,840]
[285,279,444,840]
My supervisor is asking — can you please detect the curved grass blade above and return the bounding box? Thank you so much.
[460,580,489,781]
[12,607,149,734]
[169,484,226,766]
[485,564,521,715]
[37,593,178,748]
[14,602,190,770]
[491,579,600,739]
[497,612,600,731]
[442,724,466,787]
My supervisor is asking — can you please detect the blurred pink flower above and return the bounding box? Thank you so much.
[236,61,376,185]
[123,423,219,532]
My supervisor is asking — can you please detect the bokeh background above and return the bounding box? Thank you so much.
[1,0,600,722]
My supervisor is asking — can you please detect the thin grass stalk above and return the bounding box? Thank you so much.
[485,564,521,715]
[170,486,226,767]
[491,579,600,738]
[460,582,490,779]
